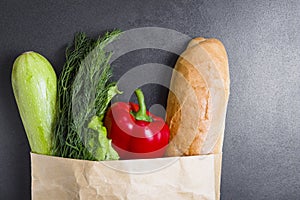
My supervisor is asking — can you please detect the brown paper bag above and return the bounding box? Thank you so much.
[31,153,222,200]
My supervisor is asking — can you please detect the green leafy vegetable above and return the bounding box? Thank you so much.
[52,30,121,160]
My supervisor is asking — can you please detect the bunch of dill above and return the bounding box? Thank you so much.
[52,30,121,160]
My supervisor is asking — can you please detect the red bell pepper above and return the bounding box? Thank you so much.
[104,88,170,159]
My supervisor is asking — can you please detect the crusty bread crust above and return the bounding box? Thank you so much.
[165,38,229,156]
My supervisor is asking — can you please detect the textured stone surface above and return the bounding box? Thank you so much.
[0,0,299,199]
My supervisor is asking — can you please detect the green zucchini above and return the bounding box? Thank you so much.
[12,51,57,155]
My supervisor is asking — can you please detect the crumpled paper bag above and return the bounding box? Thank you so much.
[31,153,222,200]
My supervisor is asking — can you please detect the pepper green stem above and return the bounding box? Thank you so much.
[132,88,152,122]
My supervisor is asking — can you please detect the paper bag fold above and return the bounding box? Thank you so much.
[31,153,222,200]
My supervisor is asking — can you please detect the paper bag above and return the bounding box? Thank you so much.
[31,153,222,200]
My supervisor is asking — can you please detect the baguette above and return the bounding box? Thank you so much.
[165,37,230,156]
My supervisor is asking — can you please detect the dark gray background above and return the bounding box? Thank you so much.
[0,0,299,199]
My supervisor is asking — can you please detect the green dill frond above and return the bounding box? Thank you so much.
[52,30,121,160]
